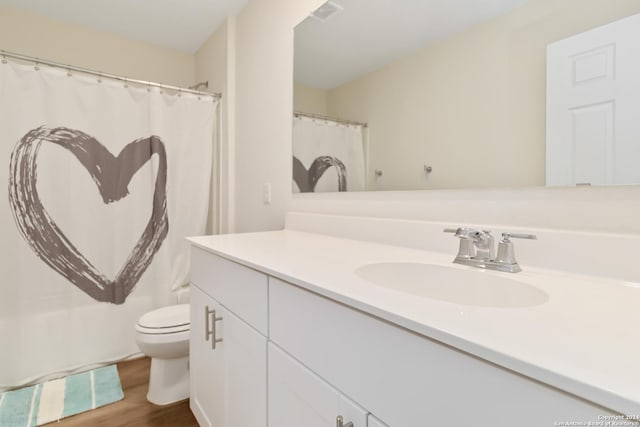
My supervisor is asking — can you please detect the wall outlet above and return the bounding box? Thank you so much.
[263,183,271,205]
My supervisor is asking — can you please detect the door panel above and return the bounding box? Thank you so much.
[547,13,640,186]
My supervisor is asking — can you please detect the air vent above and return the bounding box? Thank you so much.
[310,1,344,23]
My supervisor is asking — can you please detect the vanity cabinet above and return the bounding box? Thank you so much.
[189,248,268,427]
[268,343,368,427]
[189,245,618,427]
[268,277,612,426]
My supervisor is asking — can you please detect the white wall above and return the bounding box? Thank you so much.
[230,0,640,235]
[0,5,196,87]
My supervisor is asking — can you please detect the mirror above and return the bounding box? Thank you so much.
[292,0,640,192]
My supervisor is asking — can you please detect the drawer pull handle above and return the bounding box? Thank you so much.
[205,305,212,342]
[211,310,223,350]
[205,306,223,350]
[336,415,353,427]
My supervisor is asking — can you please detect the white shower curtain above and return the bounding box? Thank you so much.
[293,116,366,192]
[0,61,217,389]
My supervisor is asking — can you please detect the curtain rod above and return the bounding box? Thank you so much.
[294,111,368,128]
[1,49,221,99]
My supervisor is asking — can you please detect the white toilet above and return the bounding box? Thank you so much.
[135,304,190,405]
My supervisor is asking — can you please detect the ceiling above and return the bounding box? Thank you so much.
[295,0,529,90]
[0,0,248,53]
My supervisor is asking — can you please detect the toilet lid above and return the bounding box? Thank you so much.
[136,304,190,334]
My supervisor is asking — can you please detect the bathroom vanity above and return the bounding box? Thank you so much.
[187,214,640,427]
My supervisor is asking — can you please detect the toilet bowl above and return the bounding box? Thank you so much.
[135,304,190,405]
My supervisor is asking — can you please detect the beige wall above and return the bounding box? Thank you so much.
[5,0,639,234]
[195,19,234,234]
[325,0,640,191]
[294,82,328,116]
[0,5,195,87]
[16,0,633,234]
[229,0,640,234]
[232,0,325,232]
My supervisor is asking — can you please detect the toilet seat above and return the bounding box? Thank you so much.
[136,304,190,335]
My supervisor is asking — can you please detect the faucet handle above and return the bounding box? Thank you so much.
[444,227,487,240]
[443,228,475,260]
[501,232,537,241]
[495,232,537,272]
[443,227,471,237]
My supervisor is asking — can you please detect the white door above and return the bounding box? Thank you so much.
[268,344,368,427]
[546,13,640,186]
[190,284,225,427]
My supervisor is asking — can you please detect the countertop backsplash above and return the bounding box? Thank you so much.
[285,211,640,284]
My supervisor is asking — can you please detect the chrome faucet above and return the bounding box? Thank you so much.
[444,228,537,273]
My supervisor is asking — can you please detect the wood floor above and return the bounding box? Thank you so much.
[52,357,199,427]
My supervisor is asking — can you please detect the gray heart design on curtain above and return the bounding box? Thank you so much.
[8,126,169,304]
[293,155,347,192]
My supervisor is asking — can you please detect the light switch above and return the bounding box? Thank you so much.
[263,183,271,205]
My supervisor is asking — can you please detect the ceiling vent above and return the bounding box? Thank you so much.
[310,1,344,23]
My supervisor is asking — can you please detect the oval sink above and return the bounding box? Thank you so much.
[355,262,548,308]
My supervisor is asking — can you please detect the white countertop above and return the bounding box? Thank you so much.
[188,230,640,416]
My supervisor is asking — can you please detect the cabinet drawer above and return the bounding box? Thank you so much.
[190,246,268,335]
[268,343,367,427]
[269,278,611,426]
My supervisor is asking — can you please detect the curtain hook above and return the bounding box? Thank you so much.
[123,78,128,88]
[97,73,103,83]
[67,66,72,77]
[1,54,7,65]
[34,60,40,71]
[178,88,182,97]
[147,82,151,92]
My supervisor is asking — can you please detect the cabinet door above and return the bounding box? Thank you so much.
[190,284,267,427]
[224,302,267,427]
[368,415,389,427]
[268,344,367,427]
[190,285,225,427]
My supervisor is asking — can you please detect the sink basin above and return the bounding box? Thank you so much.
[355,262,548,308]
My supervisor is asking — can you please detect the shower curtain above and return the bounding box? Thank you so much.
[293,115,366,192]
[0,60,217,390]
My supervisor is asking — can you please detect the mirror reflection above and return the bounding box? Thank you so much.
[292,0,640,192]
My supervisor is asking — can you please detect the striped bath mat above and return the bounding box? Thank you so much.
[0,365,124,426]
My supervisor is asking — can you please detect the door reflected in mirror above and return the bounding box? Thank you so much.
[292,0,640,192]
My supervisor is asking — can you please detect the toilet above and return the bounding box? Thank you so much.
[135,304,190,405]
